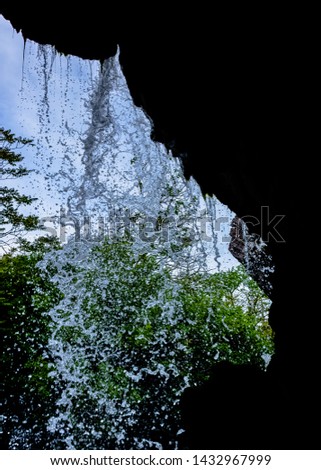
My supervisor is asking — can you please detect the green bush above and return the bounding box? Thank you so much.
[37,238,273,449]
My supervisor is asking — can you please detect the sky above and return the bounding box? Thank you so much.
[0,14,99,218]
[0,16,96,139]
[0,16,25,134]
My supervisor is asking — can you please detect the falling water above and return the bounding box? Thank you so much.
[1,29,274,449]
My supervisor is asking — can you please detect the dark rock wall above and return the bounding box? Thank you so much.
[0,5,315,448]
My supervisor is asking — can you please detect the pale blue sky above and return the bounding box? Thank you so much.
[0,15,25,135]
[0,15,97,217]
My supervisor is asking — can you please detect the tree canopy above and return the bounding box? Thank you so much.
[0,128,38,249]
[0,129,274,450]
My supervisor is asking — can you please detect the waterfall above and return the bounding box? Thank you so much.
[30,51,236,449]
[19,42,238,273]
[0,20,274,450]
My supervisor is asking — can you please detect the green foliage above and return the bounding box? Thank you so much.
[0,226,274,449]
[0,236,62,448]
[179,266,273,383]
[0,128,39,247]
[38,238,273,449]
